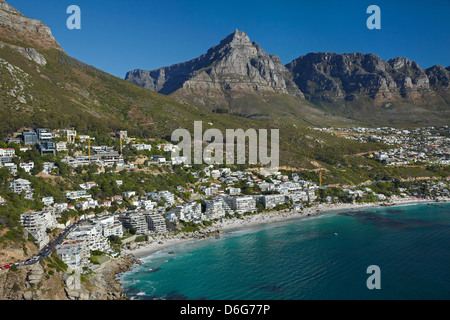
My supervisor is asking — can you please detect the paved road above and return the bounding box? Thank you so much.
[11,220,84,267]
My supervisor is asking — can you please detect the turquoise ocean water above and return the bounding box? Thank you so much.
[119,202,450,300]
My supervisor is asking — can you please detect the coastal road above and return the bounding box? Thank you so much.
[11,219,84,268]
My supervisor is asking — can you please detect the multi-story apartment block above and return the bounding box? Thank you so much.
[0,148,15,157]
[10,178,32,194]
[259,194,286,209]
[22,130,38,145]
[145,213,167,234]
[103,222,123,238]
[226,187,241,196]
[3,162,17,175]
[171,201,202,221]
[226,196,257,214]
[95,216,123,238]
[66,222,110,253]
[205,199,225,219]
[65,190,91,200]
[61,129,77,143]
[118,212,149,235]
[36,128,52,141]
[20,211,57,249]
[19,161,34,173]
[56,240,88,271]
[132,144,152,151]
[56,141,67,152]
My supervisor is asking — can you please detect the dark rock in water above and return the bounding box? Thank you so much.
[149,291,189,300]
[168,251,175,254]
[251,284,283,292]
[386,209,405,214]
[147,267,161,274]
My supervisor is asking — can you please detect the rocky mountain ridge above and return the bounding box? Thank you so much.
[286,52,450,103]
[126,29,304,111]
[126,30,450,125]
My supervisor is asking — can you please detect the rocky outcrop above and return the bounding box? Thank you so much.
[0,43,47,66]
[0,255,138,300]
[425,65,450,88]
[126,29,304,109]
[0,0,62,50]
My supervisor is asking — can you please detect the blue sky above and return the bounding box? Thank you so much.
[6,0,450,78]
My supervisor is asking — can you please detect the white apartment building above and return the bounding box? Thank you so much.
[3,162,17,175]
[288,191,309,203]
[96,215,123,238]
[172,202,202,221]
[172,156,188,165]
[43,162,57,175]
[151,190,176,206]
[103,222,123,238]
[60,130,77,145]
[140,199,156,211]
[132,144,152,151]
[0,148,15,157]
[227,196,257,214]
[42,196,54,207]
[210,170,221,179]
[65,190,91,200]
[226,187,241,196]
[66,222,110,253]
[56,141,67,151]
[203,186,219,197]
[75,199,99,210]
[56,240,88,271]
[205,199,225,219]
[259,194,286,210]
[10,178,32,194]
[20,211,57,249]
[19,161,34,173]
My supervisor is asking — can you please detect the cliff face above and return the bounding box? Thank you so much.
[286,52,450,104]
[0,0,62,50]
[126,29,304,110]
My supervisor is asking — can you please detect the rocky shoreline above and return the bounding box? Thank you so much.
[65,254,142,300]
[0,253,141,300]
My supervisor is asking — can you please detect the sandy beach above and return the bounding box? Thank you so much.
[127,197,448,259]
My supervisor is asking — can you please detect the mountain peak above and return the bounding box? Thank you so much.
[0,0,62,50]
[220,29,252,48]
[126,30,304,106]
